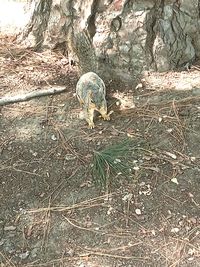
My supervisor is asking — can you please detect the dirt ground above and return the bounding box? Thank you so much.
[0,35,200,267]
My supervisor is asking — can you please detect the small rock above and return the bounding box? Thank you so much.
[135,83,143,89]
[51,134,57,141]
[188,192,194,198]
[135,208,142,215]
[165,151,177,159]
[107,206,114,215]
[171,227,179,233]
[60,58,68,65]
[166,128,173,133]
[188,257,194,261]
[39,192,45,198]
[133,166,140,171]
[188,248,196,256]
[116,101,121,106]
[171,178,179,185]
[151,230,156,236]
[19,251,30,260]
[4,225,16,231]
[127,133,134,138]
[65,154,76,161]
[114,158,121,163]
[65,248,75,257]
[122,193,133,202]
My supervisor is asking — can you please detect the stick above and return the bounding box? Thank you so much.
[0,86,67,106]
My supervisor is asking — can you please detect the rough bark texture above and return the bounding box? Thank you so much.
[23,0,200,83]
[23,0,53,50]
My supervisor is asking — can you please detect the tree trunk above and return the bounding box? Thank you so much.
[22,0,200,83]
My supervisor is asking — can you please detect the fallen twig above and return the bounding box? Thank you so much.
[0,86,67,106]
[27,193,115,213]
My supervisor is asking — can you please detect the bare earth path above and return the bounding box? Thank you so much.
[0,36,200,267]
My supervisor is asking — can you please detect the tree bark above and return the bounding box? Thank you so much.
[22,0,200,83]
[23,0,53,50]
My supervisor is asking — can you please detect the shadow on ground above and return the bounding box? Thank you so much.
[0,38,200,267]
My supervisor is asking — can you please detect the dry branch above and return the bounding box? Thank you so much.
[0,86,67,106]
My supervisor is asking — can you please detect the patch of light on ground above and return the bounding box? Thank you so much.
[0,0,34,35]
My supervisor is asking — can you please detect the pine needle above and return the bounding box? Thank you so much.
[92,139,134,188]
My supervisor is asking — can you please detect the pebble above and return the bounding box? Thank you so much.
[51,134,57,141]
[4,225,16,231]
[65,154,76,161]
[19,251,30,260]
[135,208,142,215]
[171,227,179,233]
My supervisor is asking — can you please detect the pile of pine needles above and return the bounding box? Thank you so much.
[92,139,136,189]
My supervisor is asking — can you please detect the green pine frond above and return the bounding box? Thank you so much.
[92,139,134,189]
